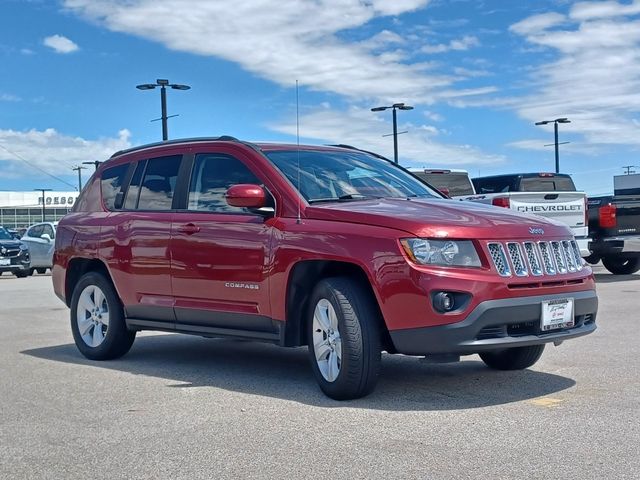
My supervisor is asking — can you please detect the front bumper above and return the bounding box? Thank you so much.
[0,254,30,272]
[389,290,597,355]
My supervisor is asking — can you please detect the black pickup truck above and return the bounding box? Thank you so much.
[586,195,640,274]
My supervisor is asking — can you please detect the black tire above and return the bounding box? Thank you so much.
[479,344,545,370]
[28,268,35,276]
[583,254,600,265]
[14,270,29,278]
[307,277,381,400]
[602,256,640,275]
[36,268,47,274]
[70,272,136,360]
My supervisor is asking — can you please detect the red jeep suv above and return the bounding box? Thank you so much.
[52,137,598,399]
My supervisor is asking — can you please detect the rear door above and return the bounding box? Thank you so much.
[170,150,276,337]
[102,154,182,326]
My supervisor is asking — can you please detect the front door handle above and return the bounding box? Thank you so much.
[177,223,200,235]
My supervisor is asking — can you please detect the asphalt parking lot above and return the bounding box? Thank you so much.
[1,266,639,480]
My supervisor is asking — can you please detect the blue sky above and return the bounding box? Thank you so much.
[1,0,640,195]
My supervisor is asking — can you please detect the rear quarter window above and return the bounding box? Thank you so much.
[520,176,576,192]
[100,164,128,210]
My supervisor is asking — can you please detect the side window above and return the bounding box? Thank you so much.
[101,164,128,210]
[187,153,261,213]
[42,224,54,238]
[124,160,146,210]
[136,155,181,210]
[27,225,44,238]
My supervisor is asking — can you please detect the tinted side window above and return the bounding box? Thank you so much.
[101,164,128,210]
[27,225,44,238]
[137,155,181,210]
[187,153,260,213]
[124,160,146,209]
[473,176,515,194]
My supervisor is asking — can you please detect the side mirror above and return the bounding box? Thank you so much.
[225,184,267,208]
[438,187,450,198]
[41,233,52,242]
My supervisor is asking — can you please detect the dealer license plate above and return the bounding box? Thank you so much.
[541,298,574,331]
[0,259,10,266]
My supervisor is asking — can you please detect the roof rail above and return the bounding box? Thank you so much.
[327,144,393,163]
[109,135,257,158]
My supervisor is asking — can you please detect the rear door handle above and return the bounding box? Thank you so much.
[177,223,200,235]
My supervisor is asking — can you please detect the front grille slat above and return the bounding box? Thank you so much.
[507,242,528,276]
[570,240,584,271]
[551,241,567,273]
[488,243,511,277]
[523,242,543,276]
[538,241,556,275]
[562,240,577,272]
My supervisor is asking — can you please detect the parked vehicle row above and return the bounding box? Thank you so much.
[52,137,597,400]
[0,223,57,277]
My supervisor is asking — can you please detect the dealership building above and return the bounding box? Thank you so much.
[0,191,79,228]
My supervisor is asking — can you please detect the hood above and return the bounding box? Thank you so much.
[0,240,23,249]
[305,198,571,239]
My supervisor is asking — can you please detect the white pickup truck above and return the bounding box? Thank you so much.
[409,169,589,256]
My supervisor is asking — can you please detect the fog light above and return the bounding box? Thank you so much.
[434,292,454,312]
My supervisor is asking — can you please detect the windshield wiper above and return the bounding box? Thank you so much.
[308,194,379,204]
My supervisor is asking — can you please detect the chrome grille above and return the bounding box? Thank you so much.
[562,240,577,272]
[0,248,20,258]
[570,240,583,271]
[506,242,528,276]
[487,239,582,278]
[551,241,567,273]
[488,243,511,277]
[538,241,556,275]
[523,242,543,276]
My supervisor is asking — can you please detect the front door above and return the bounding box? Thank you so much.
[171,152,275,335]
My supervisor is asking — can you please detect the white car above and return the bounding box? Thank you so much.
[19,222,58,274]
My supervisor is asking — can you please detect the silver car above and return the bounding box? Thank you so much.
[19,222,57,274]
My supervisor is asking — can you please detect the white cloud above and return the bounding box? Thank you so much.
[268,106,504,166]
[62,0,492,104]
[43,34,79,54]
[421,35,480,54]
[509,6,640,149]
[0,129,131,177]
[0,93,21,102]
[509,13,566,36]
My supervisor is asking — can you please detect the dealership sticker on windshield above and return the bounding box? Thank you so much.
[541,298,574,331]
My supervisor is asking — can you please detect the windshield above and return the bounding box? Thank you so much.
[0,228,13,240]
[266,149,440,203]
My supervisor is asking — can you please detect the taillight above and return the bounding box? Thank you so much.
[492,197,510,208]
[599,203,617,228]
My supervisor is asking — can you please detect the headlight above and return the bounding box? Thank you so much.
[19,244,28,250]
[400,238,481,267]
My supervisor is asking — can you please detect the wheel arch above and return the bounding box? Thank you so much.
[281,259,393,351]
[65,258,117,307]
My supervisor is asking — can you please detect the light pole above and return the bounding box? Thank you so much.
[535,117,571,173]
[371,103,414,163]
[136,79,191,141]
[72,165,86,192]
[34,188,52,222]
[83,160,102,171]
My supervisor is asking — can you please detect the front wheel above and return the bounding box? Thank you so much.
[14,270,29,278]
[479,344,545,370]
[602,256,640,275]
[70,272,136,360]
[307,277,381,400]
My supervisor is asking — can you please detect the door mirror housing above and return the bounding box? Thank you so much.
[225,184,267,208]
[41,233,52,242]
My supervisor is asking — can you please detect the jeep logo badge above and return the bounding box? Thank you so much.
[529,227,545,235]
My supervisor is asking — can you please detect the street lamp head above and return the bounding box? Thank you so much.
[556,118,571,123]
[391,103,406,108]
[171,84,191,90]
[398,105,414,111]
[156,79,169,86]
[371,106,389,112]
[136,84,157,90]
[535,120,550,125]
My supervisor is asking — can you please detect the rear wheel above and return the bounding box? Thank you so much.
[36,268,47,274]
[70,272,135,360]
[307,277,381,400]
[602,256,640,275]
[14,270,29,278]
[479,344,545,370]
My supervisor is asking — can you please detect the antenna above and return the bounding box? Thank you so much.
[296,80,301,224]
